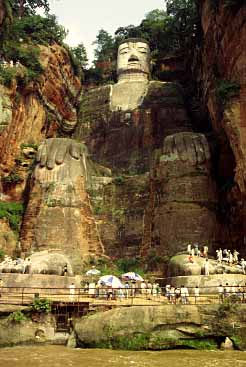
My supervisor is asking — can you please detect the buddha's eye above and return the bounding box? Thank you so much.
[138,49,147,54]
[120,48,129,54]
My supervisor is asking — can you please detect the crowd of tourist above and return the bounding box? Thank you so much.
[78,280,162,301]
[0,59,22,68]
[187,243,246,275]
[74,278,246,305]
[0,255,31,274]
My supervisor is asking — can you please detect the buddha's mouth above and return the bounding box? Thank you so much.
[127,61,140,67]
[128,56,140,67]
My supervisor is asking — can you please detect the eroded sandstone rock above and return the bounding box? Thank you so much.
[20,138,104,270]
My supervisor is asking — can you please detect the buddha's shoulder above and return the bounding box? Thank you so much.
[81,84,112,106]
[142,81,185,107]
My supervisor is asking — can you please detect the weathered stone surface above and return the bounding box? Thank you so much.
[74,81,190,172]
[75,304,246,349]
[0,272,82,289]
[0,219,17,257]
[0,0,6,26]
[29,251,73,276]
[0,43,82,201]
[20,139,104,270]
[74,80,194,260]
[0,314,57,347]
[88,173,149,258]
[142,132,218,258]
[168,254,245,277]
[164,273,246,295]
[193,1,246,252]
[0,86,12,134]
[221,337,234,350]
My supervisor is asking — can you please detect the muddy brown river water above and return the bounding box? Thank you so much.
[0,346,246,367]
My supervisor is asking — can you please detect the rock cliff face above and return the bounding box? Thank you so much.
[0,43,82,257]
[193,0,246,251]
[74,81,209,259]
[1,1,246,271]
[20,139,104,268]
[0,0,6,26]
[0,44,81,180]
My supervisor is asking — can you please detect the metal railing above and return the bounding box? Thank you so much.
[0,286,245,306]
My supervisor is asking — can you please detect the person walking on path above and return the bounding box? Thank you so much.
[217,284,224,303]
[203,245,208,258]
[69,282,76,301]
[204,258,210,275]
[181,285,189,304]
[241,258,246,274]
[187,244,192,255]
[194,286,200,304]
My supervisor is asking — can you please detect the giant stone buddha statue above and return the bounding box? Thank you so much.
[20,38,218,271]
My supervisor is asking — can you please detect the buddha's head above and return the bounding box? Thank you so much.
[117,38,151,81]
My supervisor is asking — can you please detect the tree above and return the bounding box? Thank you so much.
[11,0,50,18]
[165,0,199,49]
[93,29,115,63]
[139,9,170,53]
[91,29,116,83]
[114,24,145,44]
[71,42,88,70]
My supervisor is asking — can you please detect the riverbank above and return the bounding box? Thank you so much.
[75,304,246,351]
[1,345,246,367]
[1,302,245,350]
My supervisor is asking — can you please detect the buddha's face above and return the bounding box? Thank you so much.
[117,40,150,77]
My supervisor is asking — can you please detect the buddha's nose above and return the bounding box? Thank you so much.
[128,54,139,62]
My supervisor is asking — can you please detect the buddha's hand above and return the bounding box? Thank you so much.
[36,138,88,170]
[163,132,210,165]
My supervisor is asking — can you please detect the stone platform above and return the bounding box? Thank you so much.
[162,273,246,294]
[0,273,82,289]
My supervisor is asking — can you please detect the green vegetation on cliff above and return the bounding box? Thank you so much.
[0,1,68,87]
[31,298,51,313]
[216,79,240,105]
[0,202,24,233]
[7,310,28,323]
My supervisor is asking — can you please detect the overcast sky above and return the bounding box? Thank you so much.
[48,0,165,63]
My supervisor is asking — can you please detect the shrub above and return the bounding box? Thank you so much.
[2,171,23,184]
[217,295,239,318]
[116,258,141,273]
[31,298,51,313]
[0,65,18,87]
[223,0,243,8]
[216,79,240,104]
[112,333,150,350]
[20,142,38,151]
[0,202,24,232]
[7,310,27,323]
[0,249,5,260]
[113,176,126,185]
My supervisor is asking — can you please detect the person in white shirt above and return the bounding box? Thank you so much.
[194,286,200,304]
[181,285,189,304]
[69,282,76,301]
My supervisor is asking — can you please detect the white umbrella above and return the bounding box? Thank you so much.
[86,268,101,276]
[98,275,123,288]
[121,272,144,282]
